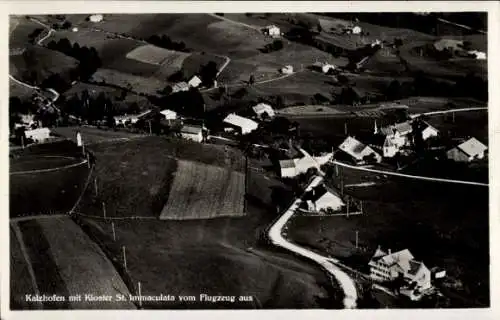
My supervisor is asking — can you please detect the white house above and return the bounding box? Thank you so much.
[263,25,281,37]
[352,26,362,34]
[383,136,398,158]
[446,137,488,162]
[252,103,275,120]
[279,153,333,178]
[223,113,259,135]
[421,123,439,141]
[304,184,344,213]
[468,50,486,60]
[368,247,432,299]
[89,14,103,23]
[172,82,189,93]
[188,75,202,88]
[25,127,51,143]
[180,124,203,142]
[281,65,294,74]
[378,121,413,148]
[312,61,336,74]
[338,136,382,164]
[160,109,177,120]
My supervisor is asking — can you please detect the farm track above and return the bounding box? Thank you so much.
[207,13,262,32]
[330,160,489,187]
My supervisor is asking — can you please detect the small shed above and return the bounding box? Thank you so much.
[188,75,202,88]
[89,14,104,23]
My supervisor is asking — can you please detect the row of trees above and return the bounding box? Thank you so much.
[148,35,189,52]
[63,90,116,126]
[383,71,487,102]
[47,38,102,80]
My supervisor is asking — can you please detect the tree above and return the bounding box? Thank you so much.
[394,38,403,47]
[62,21,72,29]
[249,74,255,85]
[200,61,218,87]
[385,80,402,100]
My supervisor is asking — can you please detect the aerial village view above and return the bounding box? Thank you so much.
[8,11,489,310]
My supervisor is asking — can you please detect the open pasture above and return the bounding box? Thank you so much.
[13,217,135,309]
[126,44,190,66]
[160,160,246,220]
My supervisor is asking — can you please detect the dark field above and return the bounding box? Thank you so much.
[10,141,90,218]
[288,165,489,307]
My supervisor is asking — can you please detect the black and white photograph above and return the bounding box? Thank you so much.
[4,1,497,316]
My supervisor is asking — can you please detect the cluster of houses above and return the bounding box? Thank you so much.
[13,114,53,144]
[368,247,446,301]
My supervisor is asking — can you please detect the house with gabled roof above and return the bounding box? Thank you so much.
[252,103,275,120]
[338,136,382,164]
[368,247,432,299]
[223,113,259,135]
[180,124,203,142]
[172,81,190,93]
[446,137,487,162]
[303,184,344,213]
[279,153,333,178]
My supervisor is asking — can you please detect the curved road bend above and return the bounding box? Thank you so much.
[268,176,358,309]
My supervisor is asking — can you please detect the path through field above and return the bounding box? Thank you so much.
[268,176,358,309]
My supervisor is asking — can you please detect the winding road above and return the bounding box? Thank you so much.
[268,176,358,309]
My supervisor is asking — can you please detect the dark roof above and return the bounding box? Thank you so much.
[304,184,328,202]
[181,125,202,134]
[408,260,422,276]
[279,159,295,169]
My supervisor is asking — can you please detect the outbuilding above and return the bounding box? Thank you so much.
[25,127,52,143]
[160,109,177,120]
[263,25,281,37]
[223,113,259,135]
[180,124,203,142]
[446,137,487,162]
[252,103,275,120]
[339,136,382,164]
[188,75,202,88]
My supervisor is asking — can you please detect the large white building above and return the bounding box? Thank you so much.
[223,113,259,135]
[263,25,281,37]
[160,109,177,120]
[368,247,432,300]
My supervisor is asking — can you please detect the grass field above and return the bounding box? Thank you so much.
[126,44,189,66]
[10,46,79,85]
[288,165,489,307]
[10,78,36,101]
[91,68,166,95]
[10,149,89,218]
[51,126,146,145]
[160,160,245,220]
[74,136,246,219]
[10,225,42,309]
[425,109,488,143]
[10,16,42,50]
[13,217,135,309]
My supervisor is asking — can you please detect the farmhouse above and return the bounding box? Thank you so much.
[25,127,51,143]
[180,124,203,142]
[263,25,281,37]
[377,121,413,148]
[172,82,190,93]
[281,65,294,74]
[114,110,153,126]
[89,14,103,23]
[312,61,336,74]
[252,103,275,120]
[446,137,487,162]
[344,25,362,34]
[421,123,439,141]
[303,184,344,213]
[188,75,202,88]
[223,114,258,135]
[468,50,486,60]
[160,109,177,120]
[368,247,432,300]
[338,136,382,164]
[279,153,333,178]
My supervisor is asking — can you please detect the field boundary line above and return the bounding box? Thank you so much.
[11,222,44,309]
[10,214,68,223]
[73,212,158,220]
[411,107,488,118]
[68,162,95,215]
[207,13,262,31]
[10,158,88,175]
[331,160,488,187]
